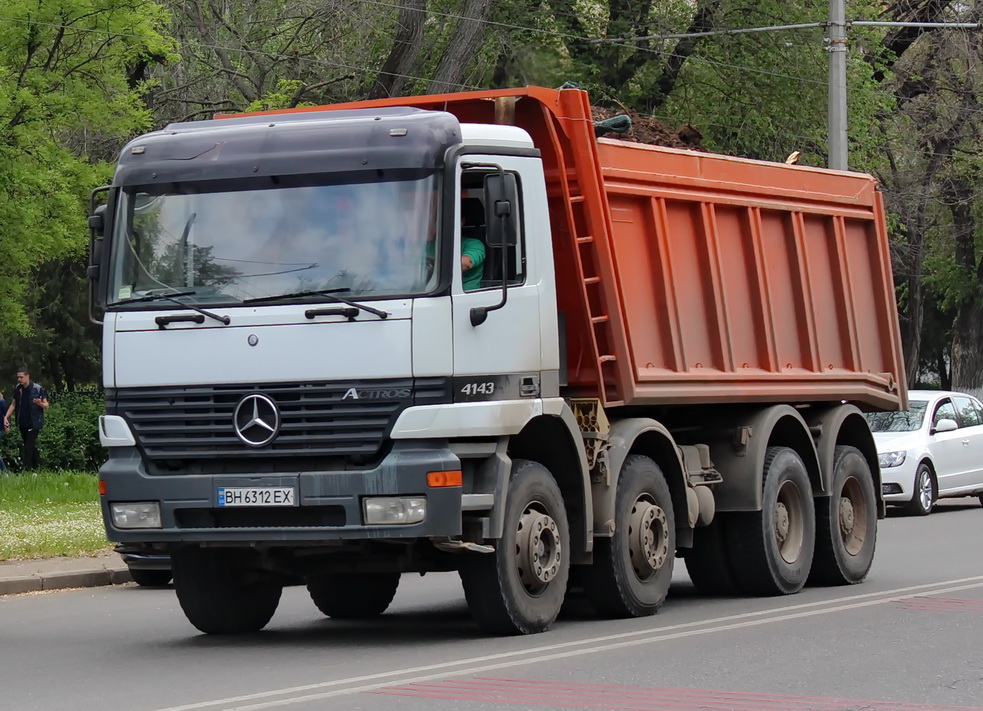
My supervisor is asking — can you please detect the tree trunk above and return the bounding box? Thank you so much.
[367,0,427,99]
[951,304,983,391]
[650,0,723,110]
[901,266,925,389]
[426,0,494,94]
[945,175,983,391]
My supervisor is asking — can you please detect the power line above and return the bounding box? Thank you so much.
[0,10,834,94]
[0,13,481,93]
[349,0,587,43]
[2,10,981,142]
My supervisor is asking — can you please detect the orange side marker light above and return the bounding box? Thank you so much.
[427,470,463,487]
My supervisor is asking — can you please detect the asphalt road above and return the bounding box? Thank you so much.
[2,500,981,711]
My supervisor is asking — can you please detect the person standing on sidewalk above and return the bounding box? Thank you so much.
[0,390,8,472]
[3,367,49,470]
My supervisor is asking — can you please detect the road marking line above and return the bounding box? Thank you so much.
[375,678,983,710]
[155,576,983,711]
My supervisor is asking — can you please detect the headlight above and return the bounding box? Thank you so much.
[111,502,162,529]
[363,497,426,525]
[878,451,907,468]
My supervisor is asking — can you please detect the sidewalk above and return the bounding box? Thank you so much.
[0,551,133,596]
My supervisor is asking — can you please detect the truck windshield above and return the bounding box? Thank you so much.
[107,175,439,305]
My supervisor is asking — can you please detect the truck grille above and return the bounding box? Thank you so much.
[107,378,450,472]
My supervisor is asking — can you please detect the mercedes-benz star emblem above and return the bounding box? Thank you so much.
[233,393,280,447]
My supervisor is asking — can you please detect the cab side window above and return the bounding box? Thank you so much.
[459,196,487,292]
[461,170,525,291]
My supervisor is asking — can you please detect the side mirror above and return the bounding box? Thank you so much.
[933,418,958,433]
[87,204,107,281]
[88,187,110,324]
[484,172,518,247]
[88,208,105,236]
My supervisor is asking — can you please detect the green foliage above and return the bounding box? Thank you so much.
[0,255,102,390]
[662,0,890,164]
[3,0,982,401]
[0,470,107,559]
[0,391,105,472]
[244,79,314,112]
[0,0,173,335]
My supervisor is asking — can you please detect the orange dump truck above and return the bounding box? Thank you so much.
[91,86,905,636]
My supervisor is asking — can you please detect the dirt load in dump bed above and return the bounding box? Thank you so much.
[591,106,704,150]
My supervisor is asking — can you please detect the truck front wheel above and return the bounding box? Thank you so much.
[128,568,172,587]
[809,446,877,586]
[459,459,570,635]
[307,573,401,619]
[583,455,675,618]
[726,446,816,595]
[172,547,283,634]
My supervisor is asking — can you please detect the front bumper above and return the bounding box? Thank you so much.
[879,457,917,503]
[115,545,171,571]
[100,443,463,543]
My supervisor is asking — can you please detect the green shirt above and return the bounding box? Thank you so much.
[461,237,486,291]
[424,238,486,291]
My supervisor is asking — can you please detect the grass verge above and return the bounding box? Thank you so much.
[0,471,111,560]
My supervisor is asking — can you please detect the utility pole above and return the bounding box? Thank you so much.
[608,18,982,172]
[827,0,849,170]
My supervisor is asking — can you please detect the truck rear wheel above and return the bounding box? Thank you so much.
[683,516,739,595]
[726,447,815,595]
[459,459,570,635]
[307,573,401,619]
[172,547,282,634]
[809,446,877,586]
[583,455,675,618]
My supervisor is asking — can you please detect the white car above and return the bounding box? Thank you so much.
[866,390,983,515]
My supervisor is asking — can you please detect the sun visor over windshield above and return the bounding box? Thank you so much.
[113,108,462,185]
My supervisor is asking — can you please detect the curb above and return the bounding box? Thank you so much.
[0,567,132,596]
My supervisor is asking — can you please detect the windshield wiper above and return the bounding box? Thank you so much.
[242,288,389,319]
[112,289,231,326]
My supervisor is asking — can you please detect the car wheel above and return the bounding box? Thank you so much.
[904,463,935,516]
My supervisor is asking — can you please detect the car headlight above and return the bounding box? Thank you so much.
[878,450,907,468]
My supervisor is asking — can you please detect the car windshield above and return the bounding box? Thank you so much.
[865,400,928,432]
[107,175,439,305]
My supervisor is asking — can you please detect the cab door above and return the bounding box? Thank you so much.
[451,156,558,402]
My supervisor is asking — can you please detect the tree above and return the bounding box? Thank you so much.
[0,0,172,341]
[876,3,983,390]
[0,255,101,390]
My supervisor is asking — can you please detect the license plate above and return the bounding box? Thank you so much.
[217,487,296,507]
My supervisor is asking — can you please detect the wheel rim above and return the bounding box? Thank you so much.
[515,503,562,595]
[917,470,933,511]
[838,475,868,556]
[628,495,670,581]
[774,480,805,564]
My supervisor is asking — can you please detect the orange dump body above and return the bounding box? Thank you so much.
[242,86,906,412]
